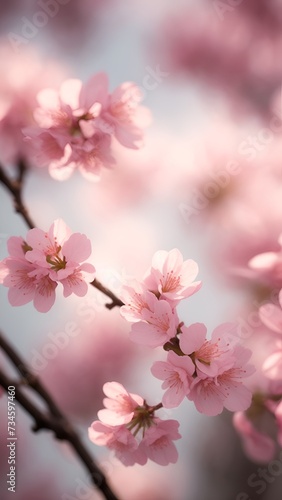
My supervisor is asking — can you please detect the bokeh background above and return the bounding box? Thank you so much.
[1,0,282,499]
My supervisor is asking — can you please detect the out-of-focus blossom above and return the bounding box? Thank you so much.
[24,73,151,180]
[249,233,282,295]
[0,42,65,167]
[233,411,276,463]
[40,309,141,421]
[259,302,282,381]
[155,6,282,118]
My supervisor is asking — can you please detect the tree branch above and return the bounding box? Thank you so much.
[0,334,120,500]
[0,163,124,310]
[91,279,124,309]
[0,162,36,230]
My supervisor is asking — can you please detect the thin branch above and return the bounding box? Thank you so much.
[0,163,124,310]
[0,162,35,229]
[0,331,62,419]
[91,279,124,309]
[0,336,120,500]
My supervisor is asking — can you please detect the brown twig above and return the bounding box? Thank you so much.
[91,279,124,309]
[0,334,119,500]
[0,161,35,229]
[0,163,124,310]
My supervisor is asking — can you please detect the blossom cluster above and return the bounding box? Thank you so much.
[120,249,254,416]
[0,219,95,312]
[88,250,255,467]
[233,300,282,462]
[88,382,181,466]
[24,73,151,181]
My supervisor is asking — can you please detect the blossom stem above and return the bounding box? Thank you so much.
[0,161,36,229]
[0,163,124,310]
[91,278,124,309]
[0,332,119,500]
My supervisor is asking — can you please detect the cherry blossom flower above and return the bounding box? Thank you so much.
[259,303,282,381]
[89,382,181,466]
[188,345,254,416]
[0,43,65,167]
[179,322,237,377]
[129,295,178,347]
[139,418,181,466]
[248,234,282,294]
[24,73,150,180]
[0,219,95,312]
[144,248,201,305]
[175,323,254,416]
[120,280,157,322]
[151,351,194,408]
[101,82,151,149]
[25,219,96,298]
[233,412,276,463]
[97,382,144,426]
[0,236,57,313]
[88,421,147,466]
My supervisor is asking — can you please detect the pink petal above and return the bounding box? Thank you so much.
[130,321,170,347]
[61,277,88,298]
[37,88,60,110]
[248,252,278,270]
[51,218,72,244]
[7,237,25,258]
[79,73,109,110]
[59,79,82,109]
[233,412,275,463]
[224,384,252,412]
[33,279,57,313]
[179,323,207,355]
[8,286,34,307]
[62,233,92,262]
[259,304,282,334]
[263,352,282,379]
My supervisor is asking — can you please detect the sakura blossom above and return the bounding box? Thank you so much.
[233,411,276,463]
[88,382,181,466]
[24,73,150,180]
[129,295,178,347]
[0,236,57,313]
[98,381,144,426]
[248,233,282,293]
[120,280,157,322]
[139,418,181,466]
[151,351,194,408]
[88,421,147,466]
[187,344,254,416]
[0,219,95,312]
[144,248,201,305]
[169,322,255,416]
[0,43,65,167]
[259,302,282,381]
